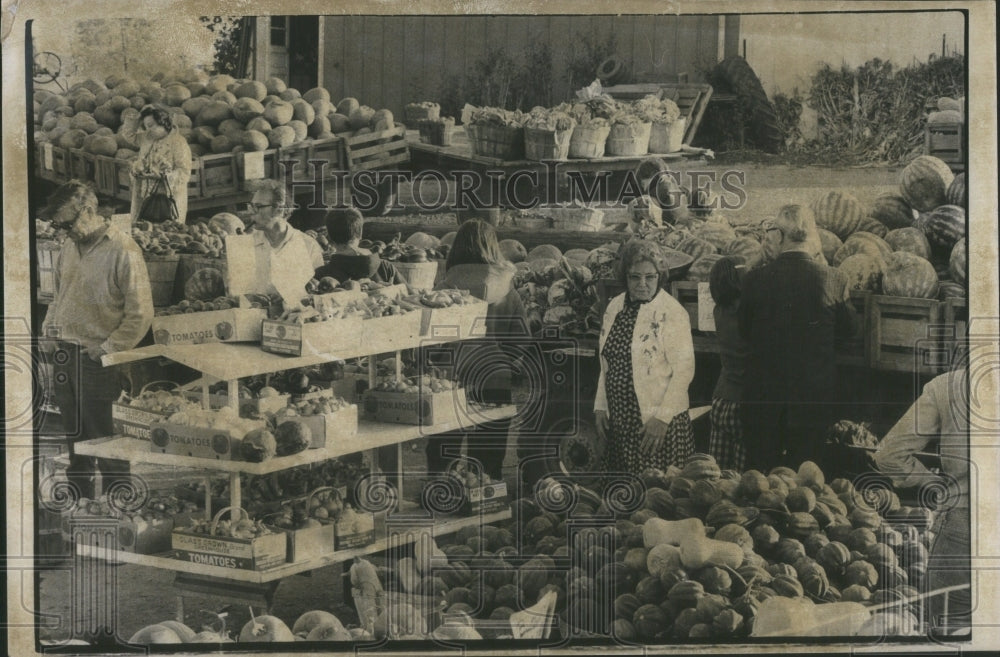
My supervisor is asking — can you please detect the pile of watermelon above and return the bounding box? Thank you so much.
[33,69,396,161]
[813,155,966,302]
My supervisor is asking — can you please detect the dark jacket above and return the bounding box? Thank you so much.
[738,251,858,407]
[314,253,404,285]
[712,301,748,402]
[434,262,529,403]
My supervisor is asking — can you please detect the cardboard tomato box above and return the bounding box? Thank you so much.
[332,512,376,551]
[260,316,364,357]
[149,423,246,460]
[289,404,359,449]
[181,389,290,417]
[271,521,337,563]
[152,307,267,346]
[462,481,509,515]
[361,309,424,353]
[421,301,489,341]
[111,402,172,440]
[171,527,287,571]
[362,387,466,426]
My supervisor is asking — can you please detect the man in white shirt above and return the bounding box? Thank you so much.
[246,179,324,305]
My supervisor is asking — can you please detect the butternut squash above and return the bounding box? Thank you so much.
[679,534,744,570]
[642,517,705,548]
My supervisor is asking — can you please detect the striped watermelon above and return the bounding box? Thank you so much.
[882,252,939,299]
[949,240,967,286]
[900,155,955,212]
[884,227,932,260]
[870,194,916,230]
[675,235,717,261]
[817,228,843,265]
[692,221,737,252]
[832,232,892,267]
[686,254,725,282]
[724,236,765,269]
[938,280,966,300]
[838,253,884,293]
[946,172,966,208]
[811,190,866,240]
[855,215,889,238]
[920,205,966,252]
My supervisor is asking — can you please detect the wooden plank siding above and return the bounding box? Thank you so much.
[316,14,724,119]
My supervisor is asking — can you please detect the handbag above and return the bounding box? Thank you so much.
[138,174,178,223]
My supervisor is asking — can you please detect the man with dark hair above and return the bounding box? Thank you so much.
[314,206,404,284]
[738,204,858,469]
[40,180,154,500]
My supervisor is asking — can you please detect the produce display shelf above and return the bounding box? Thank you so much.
[74,506,511,585]
[74,404,516,475]
[103,337,486,381]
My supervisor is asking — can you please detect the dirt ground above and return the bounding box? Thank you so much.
[35,163,907,646]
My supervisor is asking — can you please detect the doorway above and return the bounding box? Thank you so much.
[287,15,319,91]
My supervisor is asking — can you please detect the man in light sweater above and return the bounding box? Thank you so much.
[41,180,154,500]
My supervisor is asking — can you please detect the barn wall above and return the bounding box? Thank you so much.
[319,14,724,118]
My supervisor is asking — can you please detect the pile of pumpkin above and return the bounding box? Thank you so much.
[391,453,934,641]
[33,69,397,161]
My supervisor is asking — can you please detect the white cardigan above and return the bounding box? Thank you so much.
[594,288,695,425]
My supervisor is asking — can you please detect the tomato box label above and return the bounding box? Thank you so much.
[464,481,509,515]
[362,388,467,426]
[260,317,364,357]
[152,308,266,346]
[171,529,286,571]
[111,403,171,440]
[149,423,244,460]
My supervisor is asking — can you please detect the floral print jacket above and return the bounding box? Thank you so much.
[594,288,695,425]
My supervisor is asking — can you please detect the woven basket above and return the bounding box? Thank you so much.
[394,261,438,290]
[606,122,652,157]
[418,119,455,146]
[568,125,611,159]
[648,117,687,154]
[467,124,525,160]
[143,254,181,307]
[524,126,575,161]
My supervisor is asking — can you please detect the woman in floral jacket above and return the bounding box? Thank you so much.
[594,239,695,472]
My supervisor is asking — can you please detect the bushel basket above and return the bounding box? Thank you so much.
[648,117,687,154]
[605,122,652,157]
[467,124,525,160]
[524,126,575,161]
[568,125,611,159]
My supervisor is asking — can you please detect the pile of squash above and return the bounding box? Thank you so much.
[33,69,396,161]
[496,453,934,640]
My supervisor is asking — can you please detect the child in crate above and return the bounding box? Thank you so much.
[707,257,749,470]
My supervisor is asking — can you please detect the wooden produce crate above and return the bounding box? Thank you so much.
[362,387,467,426]
[670,281,700,331]
[867,295,943,374]
[276,137,345,180]
[603,82,713,147]
[92,154,121,197]
[343,126,409,171]
[171,507,286,571]
[194,152,241,198]
[67,149,96,182]
[260,316,365,357]
[925,122,964,171]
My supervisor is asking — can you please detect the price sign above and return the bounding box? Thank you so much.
[242,151,265,180]
[697,282,716,332]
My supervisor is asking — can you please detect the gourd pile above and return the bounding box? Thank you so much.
[132,216,241,257]
[33,70,397,160]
